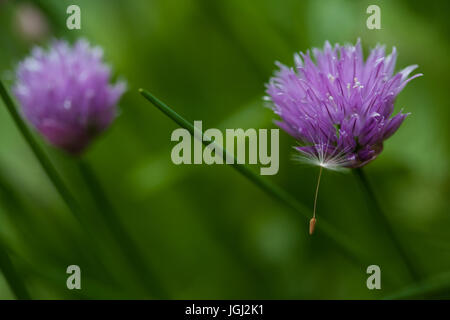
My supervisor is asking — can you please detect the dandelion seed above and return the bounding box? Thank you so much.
[309,217,316,235]
[309,166,323,235]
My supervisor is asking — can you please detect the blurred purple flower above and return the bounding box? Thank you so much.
[266,39,421,170]
[14,39,126,154]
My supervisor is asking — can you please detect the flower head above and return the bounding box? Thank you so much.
[266,39,421,170]
[14,39,125,154]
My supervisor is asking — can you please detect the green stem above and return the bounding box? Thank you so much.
[138,88,371,267]
[77,159,169,299]
[0,80,117,282]
[354,168,420,282]
[0,238,30,300]
[0,80,167,298]
[0,81,83,223]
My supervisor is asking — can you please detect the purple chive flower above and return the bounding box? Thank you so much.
[266,39,422,170]
[14,39,125,154]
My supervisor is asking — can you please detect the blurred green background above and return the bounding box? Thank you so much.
[0,0,448,299]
